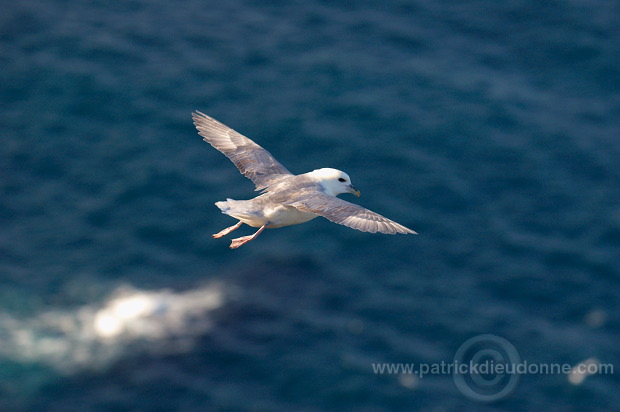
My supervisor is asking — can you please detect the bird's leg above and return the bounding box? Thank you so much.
[229,224,267,249]
[212,221,243,238]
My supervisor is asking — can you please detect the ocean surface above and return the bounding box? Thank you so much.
[1,0,619,410]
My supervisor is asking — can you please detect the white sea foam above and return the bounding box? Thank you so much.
[0,283,224,374]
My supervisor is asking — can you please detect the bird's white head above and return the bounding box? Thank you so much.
[308,168,361,197]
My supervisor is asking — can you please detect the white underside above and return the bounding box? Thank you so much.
[231,204,318,228]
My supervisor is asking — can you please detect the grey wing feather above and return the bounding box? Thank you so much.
[289,193,417,235]
[192,111,293,190]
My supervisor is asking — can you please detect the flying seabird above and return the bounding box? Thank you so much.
[192,111,416,249]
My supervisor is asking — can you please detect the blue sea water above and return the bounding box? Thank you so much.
[1,0,619,410]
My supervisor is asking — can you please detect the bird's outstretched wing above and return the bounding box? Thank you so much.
[192,111,293,191]
[289,192,416,234]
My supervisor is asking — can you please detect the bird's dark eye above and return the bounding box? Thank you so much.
[338,178,346,182]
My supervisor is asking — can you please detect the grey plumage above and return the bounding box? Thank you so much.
[192,111,416,242]
[192,111,291,191]
[288,192,414,234]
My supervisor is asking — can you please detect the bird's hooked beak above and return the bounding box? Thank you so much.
[348,184,361,197]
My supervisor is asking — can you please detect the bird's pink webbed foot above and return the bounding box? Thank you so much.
[229,224,266,249]
[213,221,242,238]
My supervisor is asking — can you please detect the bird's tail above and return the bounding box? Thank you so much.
[215,199,235,213]
[215,198,260,221]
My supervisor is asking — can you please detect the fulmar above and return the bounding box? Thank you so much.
[192,111,417,249]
